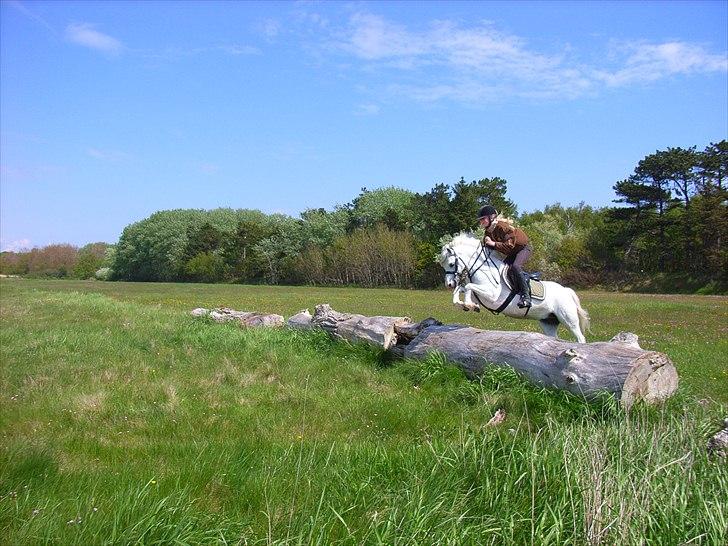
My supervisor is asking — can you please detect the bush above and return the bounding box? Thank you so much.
[95,267,112,281]
[184,252,228,283]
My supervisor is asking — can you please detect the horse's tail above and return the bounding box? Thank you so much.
[570,289,591,334]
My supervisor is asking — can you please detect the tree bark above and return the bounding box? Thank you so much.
[308,303,411,351]
[403,324,678,407]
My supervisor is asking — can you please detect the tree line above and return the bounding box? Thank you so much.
[2,141,725,292]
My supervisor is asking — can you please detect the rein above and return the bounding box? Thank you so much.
[446,243,498,288]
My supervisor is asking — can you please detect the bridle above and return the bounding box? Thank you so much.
[444,242,500,288]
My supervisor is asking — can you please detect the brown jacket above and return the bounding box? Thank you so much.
[484,220,529,256]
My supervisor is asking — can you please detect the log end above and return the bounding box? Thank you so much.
[620,351,679,408]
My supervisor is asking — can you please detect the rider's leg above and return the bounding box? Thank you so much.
[511,246,533,308]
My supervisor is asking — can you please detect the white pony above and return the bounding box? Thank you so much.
[439,233,590,343]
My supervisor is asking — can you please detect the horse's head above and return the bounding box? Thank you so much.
[439,233,501,295]
[438,244,459,289]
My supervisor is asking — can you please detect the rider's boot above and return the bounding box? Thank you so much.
[517,272,531,308]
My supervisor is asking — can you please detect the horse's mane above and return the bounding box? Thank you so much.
[450,232,481,247]
[448,231,506,263]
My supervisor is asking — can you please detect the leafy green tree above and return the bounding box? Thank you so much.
[412,183,454,244]
[73,242,111,279]
[638,147,699,208]
[113,208,266,281]
[698,141,727,191]
[298,208,348,248]
[450,177,516,233]
[184,252,228,283]
[0,252,24,275]
[613,171,677,271]
[222,219,276,282]
[691,141,728,283]
[347,187,417,231]
[181,223,226,280]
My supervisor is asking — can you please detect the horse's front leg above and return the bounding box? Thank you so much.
[461,284,481,312]
[452,285,475,312]
[451,285,463,306]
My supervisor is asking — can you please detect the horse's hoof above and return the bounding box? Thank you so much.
[473,306,480,313]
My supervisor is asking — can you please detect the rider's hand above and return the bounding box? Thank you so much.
[484,236,495,247]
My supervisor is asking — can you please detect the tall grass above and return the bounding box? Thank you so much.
[1,282,726,544]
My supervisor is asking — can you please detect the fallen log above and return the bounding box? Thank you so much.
[294,305,678,406]
[197,303,679,406]
[287,309,315,330]
[307,304,411,351]
[191,307,284,328]
[403,324,678,407]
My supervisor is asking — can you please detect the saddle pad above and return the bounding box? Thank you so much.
[501,268,546,300]
[529,278,545,300]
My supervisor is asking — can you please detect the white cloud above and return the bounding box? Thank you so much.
[327,13,593,101]
[1,239,32,252]
[342,13,428,60]
[594,41,728,87]
[314,12,726,103]
[65,23,123,56]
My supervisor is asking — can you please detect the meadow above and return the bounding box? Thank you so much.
[1,279,727,544]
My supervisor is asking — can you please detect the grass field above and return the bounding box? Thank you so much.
[1,279,727,544]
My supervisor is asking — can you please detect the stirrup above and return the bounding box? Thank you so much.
[517,295,531,308]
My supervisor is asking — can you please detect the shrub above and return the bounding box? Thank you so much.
[184,252,227,283]
[95,267,112,281]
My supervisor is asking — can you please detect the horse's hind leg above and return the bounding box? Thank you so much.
[539,316,560,338]
[558,308,586,343]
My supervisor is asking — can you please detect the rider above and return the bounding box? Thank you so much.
[477,205,533,308]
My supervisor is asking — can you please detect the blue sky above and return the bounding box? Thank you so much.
[1,0,726,250]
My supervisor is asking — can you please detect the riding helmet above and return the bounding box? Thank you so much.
[477,205,498,219]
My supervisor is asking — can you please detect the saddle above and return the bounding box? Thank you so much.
[501,267,546,300]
